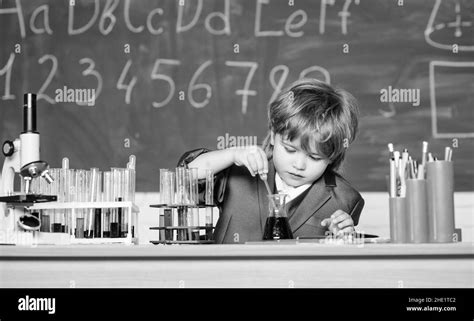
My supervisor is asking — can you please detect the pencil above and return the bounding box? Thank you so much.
[399,157,407,197]
[387,143,394,158]
[389,157,396,197]
[444,147,450,161]
[393,151,400,168]
[421,141,428,167]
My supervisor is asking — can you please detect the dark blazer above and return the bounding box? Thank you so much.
[179,149,364,244]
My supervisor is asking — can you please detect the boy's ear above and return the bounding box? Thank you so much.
[270,131,275,145]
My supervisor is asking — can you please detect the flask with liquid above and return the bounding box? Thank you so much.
[263,194,293,240]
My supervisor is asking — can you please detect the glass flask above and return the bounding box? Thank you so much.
[263,194,293,240]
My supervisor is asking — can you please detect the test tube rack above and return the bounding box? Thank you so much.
[149,204,215,245]
[26,201,139,245]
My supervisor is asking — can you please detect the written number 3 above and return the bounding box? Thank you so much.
[0,53,102,104]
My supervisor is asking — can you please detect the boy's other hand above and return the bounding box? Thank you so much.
[321,210,354,236]
[232,146,268,177]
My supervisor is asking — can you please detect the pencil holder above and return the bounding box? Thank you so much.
[389,197,408,243]
[406,179,428,243]
[426,161,455,243]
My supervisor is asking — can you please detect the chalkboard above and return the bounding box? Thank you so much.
[0,0,473,192]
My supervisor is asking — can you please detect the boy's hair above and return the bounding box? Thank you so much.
[262,78,359,171]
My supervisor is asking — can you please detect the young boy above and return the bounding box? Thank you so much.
[178,79,364,244]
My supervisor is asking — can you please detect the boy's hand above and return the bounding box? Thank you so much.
[232,146,268,177]
[321,210,355,236]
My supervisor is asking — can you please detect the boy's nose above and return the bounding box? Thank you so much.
[292,154,306,171]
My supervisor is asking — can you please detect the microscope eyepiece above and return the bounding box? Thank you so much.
[23,93,37,133]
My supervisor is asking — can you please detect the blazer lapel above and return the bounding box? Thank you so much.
[288,170,335,233]
[258,160,276,231]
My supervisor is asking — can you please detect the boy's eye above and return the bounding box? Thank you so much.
[284,146,296,153]
[310,155,322,161]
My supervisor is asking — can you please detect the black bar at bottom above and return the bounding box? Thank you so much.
[0,289,471,321]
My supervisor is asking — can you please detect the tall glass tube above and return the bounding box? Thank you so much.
[167,171,175,240]
[176,167,188,240]
[188,168,199,240]
[175,167,187,205]
[159,169,169,204]
[205,169,214,240]
[66,169,76,236]
[126,155,136,238]
[103,171,112,237]
[36,172,48,232]
[127,155,136,203]
[122,168,131,237]
[94,170,102,238]
[111,168,124,238]
[86,168,100,238]
[75,169,87,238]
[53,167,65,233]
[48,169,61,233]
[60,158,69,234]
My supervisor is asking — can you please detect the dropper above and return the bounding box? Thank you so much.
[259,173,277,211]
[259,173,272,195]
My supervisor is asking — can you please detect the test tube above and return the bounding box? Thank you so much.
[33,167,45,232]
[45,169,54,231]
[188,168,199,240]
[169,172,176,205]
[165,171,175,241]
[33,175,48,232]
[67,168,76,236]
[75,169,88,238]
[60,158,70,234]
[103,171,112,237]
[175,167,187,205]
[55,167,66,233]
[111,168,124,238]
[163,208,172,241]
[86,168,100,238]
[50,169,62,233]
[84,170,92,237]
[94,170,102,238]
[159,169,169,241]
[176,167,190,240]
[122,168,131,237]
[118,168,126,238]
[56,167,65,233]
[160,169,169,204]
[127,155,136,203]
[205,169,214,240]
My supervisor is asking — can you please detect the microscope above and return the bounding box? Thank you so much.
[0,93,56,245]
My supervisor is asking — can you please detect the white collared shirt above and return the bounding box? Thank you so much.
[275,172,312,203]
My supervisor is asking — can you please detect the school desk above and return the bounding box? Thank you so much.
[0,243,472,288]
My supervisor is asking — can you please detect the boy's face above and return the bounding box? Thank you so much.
[271,133,330,187]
